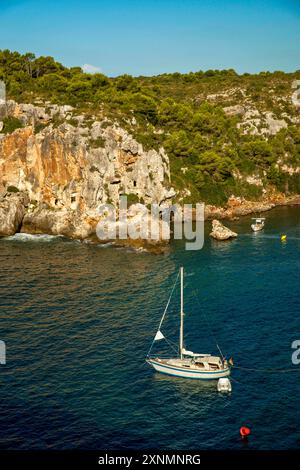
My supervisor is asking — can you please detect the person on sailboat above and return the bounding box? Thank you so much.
[222,357,228,368]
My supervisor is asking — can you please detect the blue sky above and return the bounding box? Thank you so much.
[0,0,300,76]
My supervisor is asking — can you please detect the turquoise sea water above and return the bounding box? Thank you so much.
[0,206,300,450]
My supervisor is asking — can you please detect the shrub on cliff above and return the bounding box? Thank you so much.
[239,140,275,168]
[266,164,287,192]
[164,130,192,158]
[2,117,23,134]
[121,193,140,207]
[7,185,20,193]
[196,151,234,182]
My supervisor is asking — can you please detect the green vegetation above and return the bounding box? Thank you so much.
[1,49,300,203]
[89,136,105,148]
[7,185,20,193]
[2,116,23,134]
[67,117,79,127]
[33,121,47,134]
[121,193,140,206]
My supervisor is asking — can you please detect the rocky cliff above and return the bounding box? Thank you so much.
[0,95,299,247]
[0,100,175,242]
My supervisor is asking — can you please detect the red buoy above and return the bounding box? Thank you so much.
[240,426,251,438]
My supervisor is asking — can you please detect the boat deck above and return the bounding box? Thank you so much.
[155,357,227,372]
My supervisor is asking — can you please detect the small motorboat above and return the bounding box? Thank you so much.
[251,217,265,232]
[217,377,232,392]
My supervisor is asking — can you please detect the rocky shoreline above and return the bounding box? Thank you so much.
[204,194,300,221]
[0,190,171,254]
[0,189,299,254]
[0,100,299,252]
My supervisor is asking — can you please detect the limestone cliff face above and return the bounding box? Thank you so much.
[0,100,175,239]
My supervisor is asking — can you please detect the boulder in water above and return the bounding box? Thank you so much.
[210,219,237,241]
[0,191,29,236]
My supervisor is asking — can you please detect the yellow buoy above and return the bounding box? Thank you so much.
[281,235,287,242]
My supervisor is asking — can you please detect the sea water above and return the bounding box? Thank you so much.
[0,206,299,449]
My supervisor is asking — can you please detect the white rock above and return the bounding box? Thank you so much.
[210,219,238,241]
[223,105,245,116]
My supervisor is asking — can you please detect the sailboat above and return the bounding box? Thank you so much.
[251,217,265,232]
[146,267,231,380]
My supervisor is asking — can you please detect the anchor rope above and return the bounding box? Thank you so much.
[233,364,300,373]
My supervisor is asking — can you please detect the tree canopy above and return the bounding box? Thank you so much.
[1,49,300,204]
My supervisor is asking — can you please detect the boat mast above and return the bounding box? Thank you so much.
[180,267,184,359]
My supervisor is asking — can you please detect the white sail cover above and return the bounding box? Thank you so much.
[154,330,165,341]
[182,348,195,356]
[182,348,211,358]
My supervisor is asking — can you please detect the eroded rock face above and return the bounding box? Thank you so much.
[204,194,277,220]
[0,191,29,236]
[210,219,238,240]
[21,206,101,239]
[237,109,288,136]
[223,105,245,116]
[0,100,175,242]
[95,203,170,243]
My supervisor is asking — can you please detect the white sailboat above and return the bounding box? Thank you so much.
[251,217,265,232]
[146,267,231,380]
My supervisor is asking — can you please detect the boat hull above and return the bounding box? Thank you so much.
[251,224,264,232]
[147,359,231,380]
